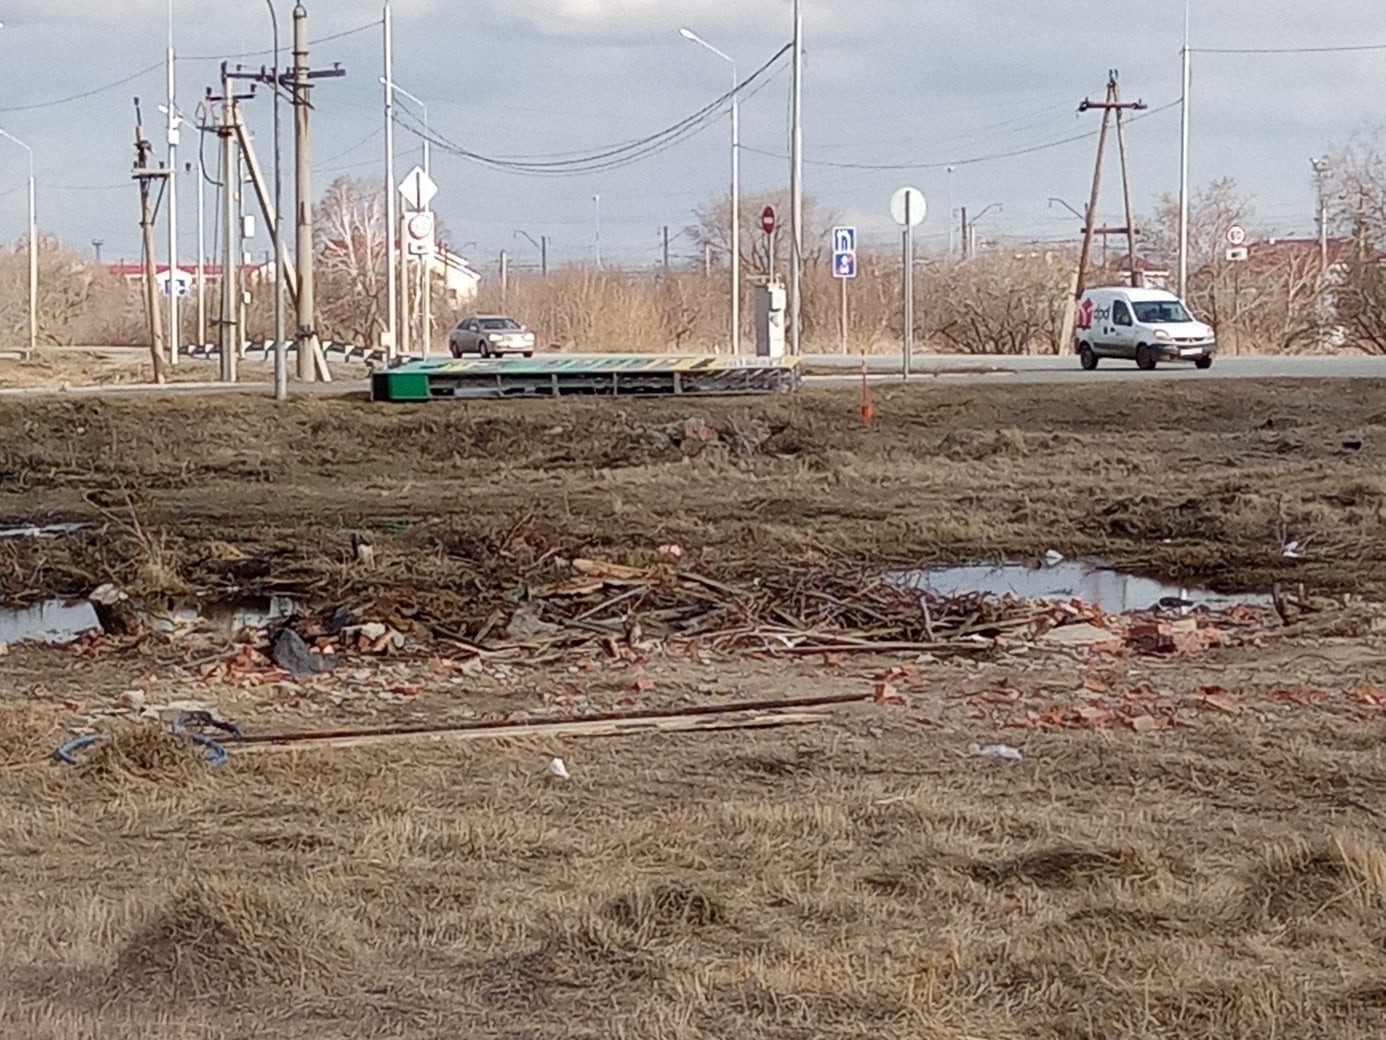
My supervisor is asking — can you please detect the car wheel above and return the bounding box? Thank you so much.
[522,351,533,358]
[1135,344,1157,371]
[1079,344,1098,371]
[449,342,461,358]
[1195,354,1213,370]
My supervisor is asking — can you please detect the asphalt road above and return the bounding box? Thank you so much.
[802,352,1386,386]
[0,351,1381,399]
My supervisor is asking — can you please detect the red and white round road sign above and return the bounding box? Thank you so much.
[760,205,776,235]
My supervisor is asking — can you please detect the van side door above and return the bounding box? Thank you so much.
[1110,299,1136,359]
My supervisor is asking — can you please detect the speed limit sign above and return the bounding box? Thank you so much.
[404,212,436,257]
[1226,224,1246,247]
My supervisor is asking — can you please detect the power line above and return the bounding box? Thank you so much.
[0,61,163,113]
[742,100,1180,172]
[1193,43,1386,55]
[393,42,791,177]
[178,19,380,63]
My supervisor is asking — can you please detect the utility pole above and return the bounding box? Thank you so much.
[1312,157,1331,273]
[959,207,967,260]
[1061,71,1146,355]
[185,158,207,348]
[213,64,249,382]
[265,0,286,399]
[593,193,602,268]
[788,0,803,355]
[662,225,670,273]
[1177,0,1191,299]
[382,1,397,359]
[92,239,104,264]
[166,4,181,366]
[499,249,509,309]
[0,129,37,361]
[1075,71,1146,294]
[129,98,169,383]
[290,3,345,381]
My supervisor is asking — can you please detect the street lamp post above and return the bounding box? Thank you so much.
[679,27,740,353]
[0,128,36,360]
[380,76,431,354]
[515,229,548,278]
[963,202,1002,257]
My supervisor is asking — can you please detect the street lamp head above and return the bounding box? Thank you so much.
[678,27,698,41]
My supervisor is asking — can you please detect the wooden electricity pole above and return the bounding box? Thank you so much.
[130,98,169,385]
[1058,70,1147,354]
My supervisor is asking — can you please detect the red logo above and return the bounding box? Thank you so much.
[1076,297,1095,331]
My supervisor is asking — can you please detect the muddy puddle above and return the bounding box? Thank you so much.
[0,595,300,645]
[901,560,1270,614]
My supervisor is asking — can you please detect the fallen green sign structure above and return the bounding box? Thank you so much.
[371,354,802,402]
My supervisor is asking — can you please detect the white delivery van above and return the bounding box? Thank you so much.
[1074,286,1216,371]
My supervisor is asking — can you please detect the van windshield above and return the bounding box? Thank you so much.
[1133,301,1193,324]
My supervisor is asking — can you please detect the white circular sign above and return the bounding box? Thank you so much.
[1226,224,1246,246]
[890,187,927,228]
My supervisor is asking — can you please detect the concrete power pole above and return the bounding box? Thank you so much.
[218,64,243,383]
[289,4,345,381]
[166,10,181,367]
[788,0,803,355]
[382,2,397,360]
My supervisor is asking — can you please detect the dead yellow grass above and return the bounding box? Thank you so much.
[3,713,1386,1037]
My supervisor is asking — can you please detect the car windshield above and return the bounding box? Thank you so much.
[1133,301,1193,323]
[479,318,520,331]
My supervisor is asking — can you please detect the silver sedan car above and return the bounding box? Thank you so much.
[448,315,537,358]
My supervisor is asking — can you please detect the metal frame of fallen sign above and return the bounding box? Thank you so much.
[228,692,872,756]
[53,711,244,769]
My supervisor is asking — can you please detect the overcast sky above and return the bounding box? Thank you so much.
[0,0,1382,271]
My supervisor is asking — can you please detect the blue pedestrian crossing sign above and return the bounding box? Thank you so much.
[831,225,857,279]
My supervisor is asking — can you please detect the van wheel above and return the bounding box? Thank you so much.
[1135,344,1157,371]
[1194,355,1213,370]
[1079,344,1098,370]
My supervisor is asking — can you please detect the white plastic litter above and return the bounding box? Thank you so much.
[1043,548,1065,566]
[968,742,1024,764]
[547,756,571,780]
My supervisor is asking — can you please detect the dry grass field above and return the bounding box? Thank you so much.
[1,375,1385,1038]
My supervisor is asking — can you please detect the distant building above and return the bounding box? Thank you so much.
[105,262,268,295]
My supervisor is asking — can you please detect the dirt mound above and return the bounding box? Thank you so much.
[970,845,1149,888]
[1239,835,1386,926]
[602,882,728,937]
[110,880,350,1000]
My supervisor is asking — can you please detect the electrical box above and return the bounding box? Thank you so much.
[242,215,256,240]
[754,281,786,358]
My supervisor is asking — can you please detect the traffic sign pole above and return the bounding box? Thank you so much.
[840,274,848,354]
[830,225,858,355]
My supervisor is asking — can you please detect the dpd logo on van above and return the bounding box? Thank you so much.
[1076,297,1095,330]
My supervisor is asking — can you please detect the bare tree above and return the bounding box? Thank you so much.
[1324,134,1386,354]
[315,176,388,345]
